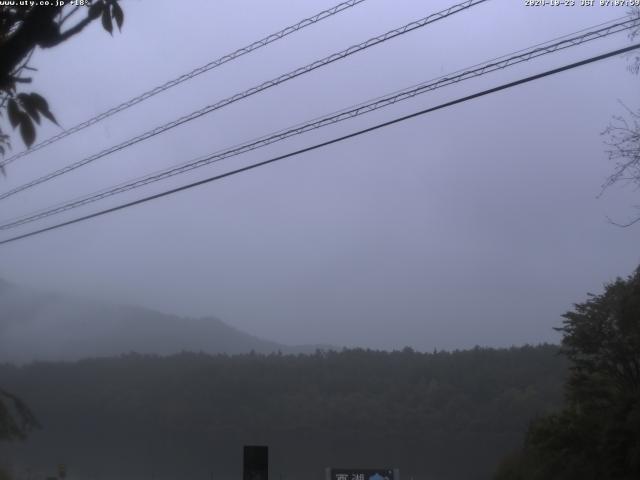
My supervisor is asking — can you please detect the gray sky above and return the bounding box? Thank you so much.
[1,0,639,351]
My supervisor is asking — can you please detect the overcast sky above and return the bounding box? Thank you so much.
[0,0,638,351]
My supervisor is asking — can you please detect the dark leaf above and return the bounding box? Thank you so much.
[19,114,35,147]
[7,98,21,128]
[112,1,124,31]
[88,1,104,19]
[101,8,113,34]
[17,93,40,124]
[28,93,58,125]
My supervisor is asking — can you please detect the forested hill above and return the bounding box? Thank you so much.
[0,345,566,480]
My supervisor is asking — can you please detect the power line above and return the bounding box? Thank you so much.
[1,16,636,231]
[0,0,489,202]
[1,42,637,247]
[2,17,635,228]
[0,0,368,169]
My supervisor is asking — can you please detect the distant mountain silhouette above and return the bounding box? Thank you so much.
[0,279,329,363]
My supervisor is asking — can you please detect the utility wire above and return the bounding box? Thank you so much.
[0,0,368,168]
[1,17,636,231]
[0,0,489,201]
[1,42,638,247]
[2,11,626,156]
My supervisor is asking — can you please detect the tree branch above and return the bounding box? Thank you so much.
[55,15,94,44]
[606,212,640,228]
[59,5,81,27]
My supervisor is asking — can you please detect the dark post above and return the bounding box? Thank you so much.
[243,445,268,480]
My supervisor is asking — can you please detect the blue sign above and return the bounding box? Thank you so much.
[330,469,395,480]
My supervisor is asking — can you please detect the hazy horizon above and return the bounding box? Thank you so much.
[1,0,639,353]
[0,276,564,362]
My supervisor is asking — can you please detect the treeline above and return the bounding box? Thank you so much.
[0,345,565,480]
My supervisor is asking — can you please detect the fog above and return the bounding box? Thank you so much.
[1,0,639,352]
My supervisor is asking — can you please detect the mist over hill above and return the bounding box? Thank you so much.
[0,279,326,363]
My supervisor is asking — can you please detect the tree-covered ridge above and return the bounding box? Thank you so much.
[0,345,565,480]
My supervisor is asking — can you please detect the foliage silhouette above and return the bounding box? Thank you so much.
[0,0,124,167]
[495,267,640,479]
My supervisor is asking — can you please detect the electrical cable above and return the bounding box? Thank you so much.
[1,17,636,231]
[0,0,489,201]
[1,42,637,246]
[0,0,369,168]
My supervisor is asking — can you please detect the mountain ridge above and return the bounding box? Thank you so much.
[0,278,330,364]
